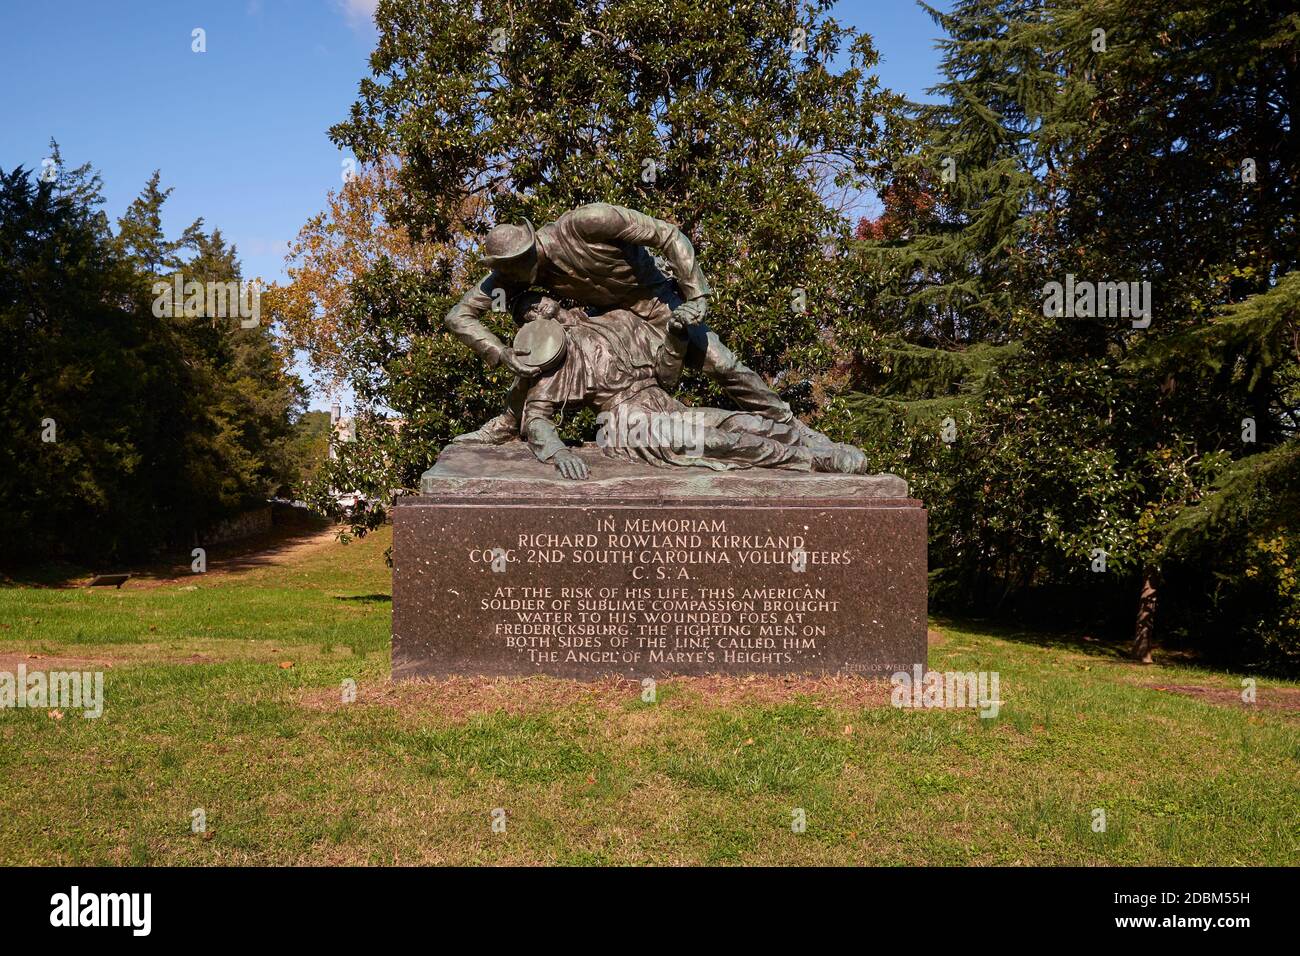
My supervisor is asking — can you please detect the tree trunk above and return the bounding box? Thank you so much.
[1131,570,1158,663]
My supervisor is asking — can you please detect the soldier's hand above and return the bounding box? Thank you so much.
[498,347,540,378]
[553,449,589,480]
[670,296,709,328]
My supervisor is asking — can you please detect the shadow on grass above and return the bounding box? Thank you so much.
[933,613,1250,681]
[932,613,1135,663]
[0,505,336,589]
[335,594,391,604]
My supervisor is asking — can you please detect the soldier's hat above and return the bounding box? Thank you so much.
[483,219,537,266]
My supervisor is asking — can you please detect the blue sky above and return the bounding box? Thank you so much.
[0,0,951,406]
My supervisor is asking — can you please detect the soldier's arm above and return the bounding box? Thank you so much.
[524,402,589,479]
[522,400,567,462]
[444,272,518,368]
[570,204,711,300]
[655,322,690,389]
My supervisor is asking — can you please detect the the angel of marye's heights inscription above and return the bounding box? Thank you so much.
[481,515,851,669]
[482,582,843,671]
[392,444,927,680]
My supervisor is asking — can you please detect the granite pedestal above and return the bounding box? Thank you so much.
[392,444,927,680]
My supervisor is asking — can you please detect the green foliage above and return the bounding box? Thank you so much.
[877,0,1058,344]
[844,0,1299,667]
[114,168,205,275]
[0,151,307,563]
[284,411,333,496]
[168,228,308,503]
[1162,443,1300,671]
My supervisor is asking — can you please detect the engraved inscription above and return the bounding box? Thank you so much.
[465,515,851,668]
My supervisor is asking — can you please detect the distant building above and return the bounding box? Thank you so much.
[328,404,355,460]
[329,404,402,458]
[327,405,404,508]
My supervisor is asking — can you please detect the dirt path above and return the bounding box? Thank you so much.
[124,525,343,588]
[1141,682,1300,713]
[3,511,346,590]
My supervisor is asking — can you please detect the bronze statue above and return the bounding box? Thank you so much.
[443,203,867,475]
[507,293,869,479]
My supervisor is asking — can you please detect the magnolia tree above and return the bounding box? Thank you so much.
[288,0,901,538]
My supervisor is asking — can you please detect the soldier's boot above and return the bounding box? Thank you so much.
[451,412,519,445]
[702,334,846,455]
[786,416,843,455]
[452,379,528,445]
[811,444,871,475]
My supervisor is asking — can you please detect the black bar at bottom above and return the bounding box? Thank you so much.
[0,866,1285,941]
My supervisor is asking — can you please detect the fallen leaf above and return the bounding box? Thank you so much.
[843,724,853,736]
[743,738,755,746]
[47,709,64,720]
[279,661,294,669]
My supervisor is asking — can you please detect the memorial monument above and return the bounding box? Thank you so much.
[392,203,927,679]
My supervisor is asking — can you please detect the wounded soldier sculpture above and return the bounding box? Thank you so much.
[509,293,869,479]
[441,203,869,478]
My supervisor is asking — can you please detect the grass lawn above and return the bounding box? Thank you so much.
[1,522,1297,866]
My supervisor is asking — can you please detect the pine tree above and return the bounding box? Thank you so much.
[849,0,1298,665]
[114,170,203,275]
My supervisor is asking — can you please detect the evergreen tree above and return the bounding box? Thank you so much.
[848,0,1298,666]
[1,153,309,564]
[0,158,208,559]
[115,170,204,275]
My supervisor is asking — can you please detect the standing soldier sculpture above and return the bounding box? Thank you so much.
[444,203,863,471]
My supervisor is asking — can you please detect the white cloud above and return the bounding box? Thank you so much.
[336,0,379,32]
